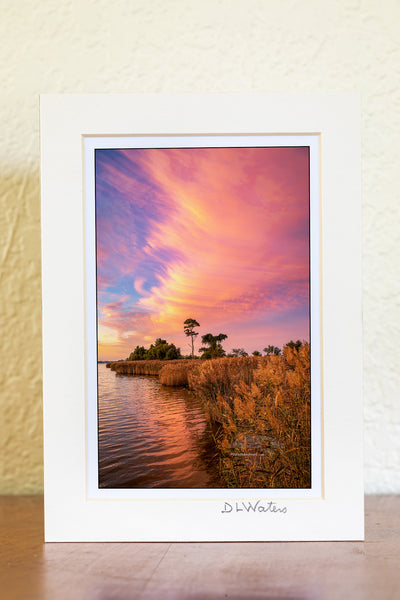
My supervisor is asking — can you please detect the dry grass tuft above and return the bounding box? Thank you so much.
[159,361,197,386]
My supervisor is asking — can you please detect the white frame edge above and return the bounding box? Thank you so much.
[40,93,363,541]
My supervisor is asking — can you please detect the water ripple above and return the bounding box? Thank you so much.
[98,364,217,488]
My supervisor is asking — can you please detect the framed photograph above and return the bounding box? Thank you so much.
[41,93,363,541]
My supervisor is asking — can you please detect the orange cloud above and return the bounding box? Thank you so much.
[96,147,310,359]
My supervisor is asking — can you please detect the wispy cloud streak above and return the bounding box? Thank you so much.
[96,146,309,359]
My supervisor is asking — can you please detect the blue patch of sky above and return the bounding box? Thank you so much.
[265,304,309,326]
[95,149,163,250]
[95,148,186,307]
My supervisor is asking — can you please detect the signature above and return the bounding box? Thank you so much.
[221,500,287,514]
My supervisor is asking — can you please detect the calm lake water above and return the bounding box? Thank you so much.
[98,364,221,488]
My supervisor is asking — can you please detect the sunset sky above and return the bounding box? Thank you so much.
[96,146,310,360]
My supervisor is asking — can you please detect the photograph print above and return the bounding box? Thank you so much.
[95,143,312,490]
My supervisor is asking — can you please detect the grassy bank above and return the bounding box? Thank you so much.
[187,346,311,488]
[106,347,311,489]
[107,359,176,376]
[183,348,310,489]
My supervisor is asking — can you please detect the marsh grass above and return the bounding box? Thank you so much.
[188,347,311,489]
[108,359,197,382]
[108,359,184,376]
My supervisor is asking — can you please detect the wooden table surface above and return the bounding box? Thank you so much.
[0,495,399,600]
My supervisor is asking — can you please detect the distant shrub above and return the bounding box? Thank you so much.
[127,338,181,361]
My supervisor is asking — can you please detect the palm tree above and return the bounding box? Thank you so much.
[199,333,228,359]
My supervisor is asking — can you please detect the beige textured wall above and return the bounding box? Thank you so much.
[1,0,399,494]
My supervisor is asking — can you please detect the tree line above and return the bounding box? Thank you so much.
[184,317,303,358]
[125,317,304,361]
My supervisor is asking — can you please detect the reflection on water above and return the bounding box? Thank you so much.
[98,364,221,488]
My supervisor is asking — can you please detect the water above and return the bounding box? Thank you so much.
[98,364,221,488]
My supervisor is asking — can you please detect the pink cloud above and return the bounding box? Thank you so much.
[96,146,310,359]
